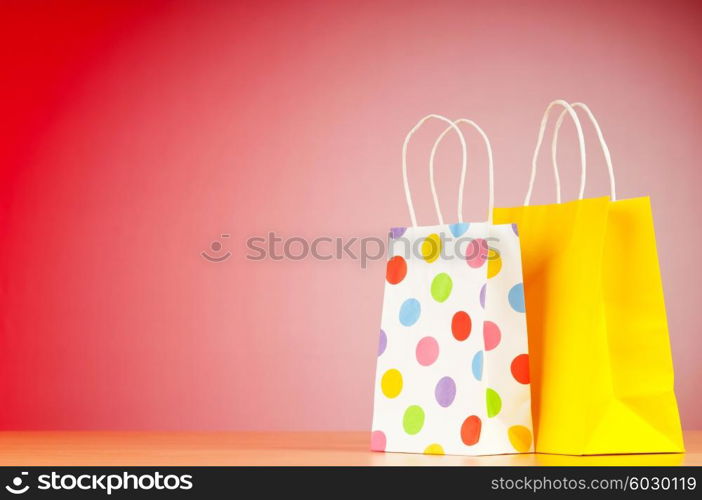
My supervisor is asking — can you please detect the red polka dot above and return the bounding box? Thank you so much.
[510,354,530,384]
[451,311,472,341]
[386,256,407,284]
[461,415,482,446]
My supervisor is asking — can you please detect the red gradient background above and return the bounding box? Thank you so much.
[1,0,701,430]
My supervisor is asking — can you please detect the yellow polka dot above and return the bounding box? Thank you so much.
[424,443,445,455]
[508,425,532,453]
[487,248,502,278]
[381,369,403,398]
[421,234,441,263]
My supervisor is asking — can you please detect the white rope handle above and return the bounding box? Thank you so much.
[429,119,494,224]
[402,114,467,227]
[552,102,617,201]
[524,100,587,206]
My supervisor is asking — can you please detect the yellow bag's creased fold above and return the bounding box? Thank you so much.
[494,196,684,455]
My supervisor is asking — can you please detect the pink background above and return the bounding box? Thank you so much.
[1,0,701,430]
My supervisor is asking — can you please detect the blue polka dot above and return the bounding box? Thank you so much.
[511,223,519,236]
[479,283,487,309]
[448,222,470,238]
[472,351,484,381]
[399,298,421,326]
[508,283,526,313]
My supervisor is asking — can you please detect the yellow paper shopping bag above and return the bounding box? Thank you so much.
[494,100,684,455]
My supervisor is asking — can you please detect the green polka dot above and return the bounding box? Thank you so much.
[403,405,425,435]
[486,388,502,418]
[431,273,453,303]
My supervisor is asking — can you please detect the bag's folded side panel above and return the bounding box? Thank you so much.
[482,224,534,453]
[589,196,684,454]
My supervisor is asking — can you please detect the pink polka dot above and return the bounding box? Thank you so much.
[483,321,501,351]
[416,336,440,366]
[370,430,386,451]
[466,238,489,268]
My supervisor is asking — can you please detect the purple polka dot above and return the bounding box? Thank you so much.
[512,223,519,236]
[390,227,407,239]
[435,376,456,407]
[378,330,387,356]
[480,283,487,309]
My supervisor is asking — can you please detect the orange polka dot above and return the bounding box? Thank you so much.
[460,415,481,446]
[451,311,472,341]
[510,354,530,384]
[386,256,407,284]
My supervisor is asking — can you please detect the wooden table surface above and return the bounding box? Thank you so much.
[0,431,699,466]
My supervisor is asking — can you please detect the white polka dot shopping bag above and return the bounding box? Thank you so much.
[371,115,533,456]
